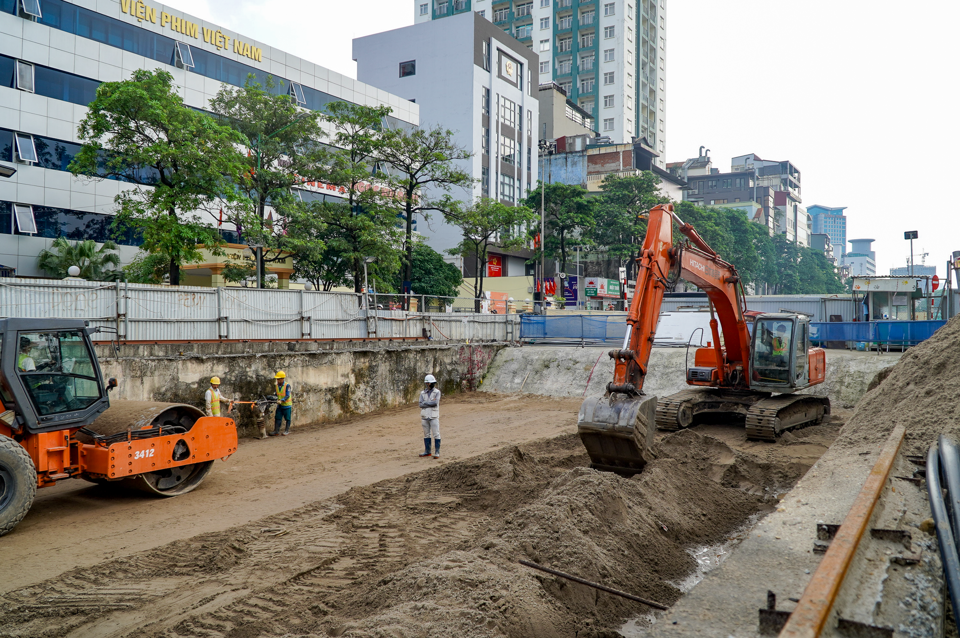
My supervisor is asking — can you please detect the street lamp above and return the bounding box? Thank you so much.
[0,164,16,178]
[537,139,556,315]
[904,230,918,277]
[362,256,376,311]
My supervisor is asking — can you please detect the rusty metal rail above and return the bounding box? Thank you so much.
[778,424,906,638]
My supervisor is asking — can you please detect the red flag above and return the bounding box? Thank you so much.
[218,208,223,228]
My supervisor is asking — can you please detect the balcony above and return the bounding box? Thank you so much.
[556,0,572,7]
[556,16,572,29]
[580,11,595,24]
[557,39,572,52]
[579,58,595,71]
[453,0,466,10]
[556,62,572,75]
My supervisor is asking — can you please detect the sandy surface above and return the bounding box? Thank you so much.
[0,393,843,638]
[1,393,583,595]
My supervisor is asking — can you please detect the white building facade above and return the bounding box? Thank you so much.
[0,0,418,276]
[354,12,539,254]
[413,0,666,166]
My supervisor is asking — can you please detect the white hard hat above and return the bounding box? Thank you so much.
[424,374,437,383]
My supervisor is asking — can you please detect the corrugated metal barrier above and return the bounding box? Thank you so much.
[0,278,519,343]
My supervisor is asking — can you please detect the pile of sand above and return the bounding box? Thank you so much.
[325,435,773,638]
[837,314,960,454]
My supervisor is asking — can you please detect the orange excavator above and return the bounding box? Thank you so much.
[0,319,238,536]
[578,203,829,475]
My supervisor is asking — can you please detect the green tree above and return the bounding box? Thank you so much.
[395,242,464,300]
[592,173,668,279]
[378,125,472,304]
[37,237,121,281]
[525,182,596,275]
[445,198,536,310]
[313,102,404,295]
[208,76,328,286]
[122,250,169,284]
[280,204,351,291]
[70,69,245,285]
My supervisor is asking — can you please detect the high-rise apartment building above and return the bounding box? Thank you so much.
[808,205,847,259]
[415,0,667,166]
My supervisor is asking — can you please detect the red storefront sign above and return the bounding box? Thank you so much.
[487,254,503,277]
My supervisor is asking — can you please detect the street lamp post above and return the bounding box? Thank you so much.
[537,139,556,315]
[362,256,376,311]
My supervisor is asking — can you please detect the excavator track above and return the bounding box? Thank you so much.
[655,389,703,431]
[744,394,831,442]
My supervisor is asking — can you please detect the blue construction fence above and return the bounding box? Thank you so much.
[520,315,948,348]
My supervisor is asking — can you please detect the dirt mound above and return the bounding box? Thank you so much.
[837,314,960,454]
[326,453,770,638]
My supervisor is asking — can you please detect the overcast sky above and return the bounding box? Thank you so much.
[165,0,960,279]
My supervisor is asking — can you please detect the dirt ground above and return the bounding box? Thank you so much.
[0,395,844,638]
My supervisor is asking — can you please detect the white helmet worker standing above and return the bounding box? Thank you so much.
[418,374,441,458]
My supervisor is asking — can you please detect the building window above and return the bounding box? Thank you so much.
[580,77,595,93]
[494,7,509,21]
[580,10,595,24]
[399,60,416,77]
[604,2,615,15]
[579,54,594,71]
[500,174,516,202]
[541,0,550,5]
[557,37,571,52]
[437,1,449,15]
[500,137,517,165]
[516,2,533,17]
[482,127,489,154]
[557,15,572,29]
[478,9,485,17]
[516,24,532,38]
[580,99,594,114]
[557,58,572,74]
[14,132,38,163]
[603,48,615,62]
[15,60,34,92]
[500,96,518,128]
[559,80,571,94]
[603,71,615,84]
[603,118,614,131]
[289,82,306,105]
[539,60,549,73]
[540,17,550,29]
[603,94,614,108]
[579,33,594,48]
[481,86,490,116]
[19,0,41,19]
[174,41,195,69]
[603,25,615,38]
[482,166,490,194]
[14,203,37,234]
[539,39,550,51]
[420,3,428,14]
[483,40,490,69]
[454,0,466,10]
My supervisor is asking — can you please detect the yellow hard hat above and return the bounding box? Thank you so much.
[210,376,221,385]
[275,371,286,379]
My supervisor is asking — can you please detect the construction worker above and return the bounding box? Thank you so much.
[17,337,36,372]
[271,371,293,436]
[204,377,232,417]
[772,324,790,361]
[418,374,441,458]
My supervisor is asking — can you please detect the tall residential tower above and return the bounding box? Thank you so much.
[415,0,667,165]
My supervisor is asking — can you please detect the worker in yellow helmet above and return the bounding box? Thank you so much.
[204,376,232,417]
[270,370,293,436]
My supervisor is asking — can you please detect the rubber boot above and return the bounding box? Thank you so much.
[433,439,440,459]
[419,438,432,457]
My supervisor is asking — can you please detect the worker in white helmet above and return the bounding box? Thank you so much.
[418,374,441,458]
[204,376,232,417]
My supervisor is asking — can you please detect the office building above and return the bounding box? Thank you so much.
[354,11,538,257]
[808,205,847,258]
[846,238,876,277]
[538,81,594,139]
[415,0,667,164]
[1,0,418,277]
[810,233,835,264]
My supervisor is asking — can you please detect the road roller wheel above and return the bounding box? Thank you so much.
[122,461,214,496]
[0,434,37,537]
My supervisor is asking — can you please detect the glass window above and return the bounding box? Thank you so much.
[0,129,12,163]
[175,41,195,69]
[16,60,34,92]
[604,2,615,15]
[14,203,36,234]
[603,118,614,131]
[289,82,306,105]
[556,58,571,74]
[420,3,428,14]
[516,2,532,17]
[493,7,509,21]
[436,1,448,14]
[579,33,594,47]
[557,37,571,52]
[603,48,614,62]
[500,136,517,164]
[17,331,102,417]
[478,9,485,17]
[604,25,615,38]
[603,71,615,84]
[481,87,489,116]
[499,173,515,202]
[30,60,100,107]
[481,166,489,193]
[540,17,549,29]
[20,0,41,18]
[399,60,416,77]
[579,77,594,92]
[580,10,595,24]
[15,132,38,163]
[540,0,549,6]
[515,24,532,39]
[603,94,613,107]
[539,60,549,73]
[499,96,517,128]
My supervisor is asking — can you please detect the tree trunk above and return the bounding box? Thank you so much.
[168,257,180,286]
[403,198,414,311]
[473,250,481,313]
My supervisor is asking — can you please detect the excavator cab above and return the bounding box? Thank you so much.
[0,319,111,434]
[749,314,810,392]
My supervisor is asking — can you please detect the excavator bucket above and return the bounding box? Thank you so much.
[577,394,658,476]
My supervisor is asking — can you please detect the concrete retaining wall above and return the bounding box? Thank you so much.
[95,341,503,435]
[480,346,900,409]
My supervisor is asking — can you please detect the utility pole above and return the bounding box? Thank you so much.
[537,137,556,315]
[904,230,918,277]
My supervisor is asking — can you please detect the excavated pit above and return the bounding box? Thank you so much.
[0,416,840,638]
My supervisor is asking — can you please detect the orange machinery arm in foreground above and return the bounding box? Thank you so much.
[609,203,752,395]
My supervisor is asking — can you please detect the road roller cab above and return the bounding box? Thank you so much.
[0,318,238,537]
